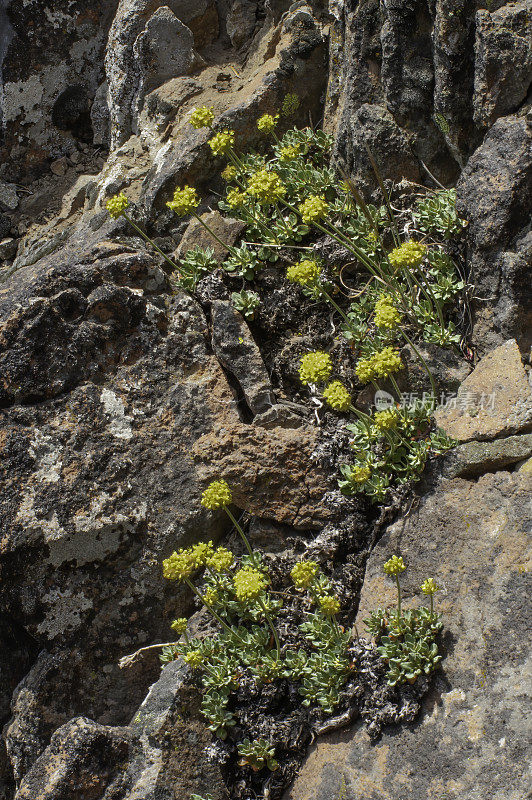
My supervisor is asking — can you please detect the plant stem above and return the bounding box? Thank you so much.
[123,213,183,274]
[399,329,437,399]
[388,374,403,401]
[184,577,246,643]
[258,598,281,661]
[395,574,402,620]
[224,507,258,566]
[320,286,350,323]
[191,211,235,256]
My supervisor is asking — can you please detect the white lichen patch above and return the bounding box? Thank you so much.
[36,587,93,639]
[28,429,63,483]
[101,387,134,439]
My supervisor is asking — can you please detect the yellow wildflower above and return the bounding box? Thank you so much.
[106,192,129,219]
[201,480,232,510]
[299,194,328,224]
[388,241,427,270]
[246,169,286,204]
[188,106,214,129]
[323,381,351,412]
[286,259,320,286]
[166,185,199,216]
[208,130,235,156]
[298,351,333,385]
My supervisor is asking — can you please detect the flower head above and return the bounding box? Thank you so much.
[221,164,237,181]
[257,113,278,133]
[323,381,351,412]
[388,241,427,270]
[299,195,328,224]
[208,130,235,156]
[421,578,439,596]
[355,356,376,385]
[189,541,214,569]
[106,192,129,219]
[372,347,404,378]
[167,185,199,217]
[201,479,232,510]
[291,560,319,589]
[162,549,195,581]
[356,347,403,384]
[319,595,341,616]
[298,351,333,385]
[383,555,406,577]
[352,465,371,483]
[286,259,321,287]
[373,409,399,431]
[203,587,219,606]
[246,169,286,204]
[233,568,267,602]
[207,547,234,573]
[184,650,203,668]
[278,144,300,162]
[171,618,188,635]
[281,93,300,116]
[226,188,246,209]
[189,106,214,129]
[374,295,402,329]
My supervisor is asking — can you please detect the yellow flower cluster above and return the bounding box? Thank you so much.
[319,595,341,616]
[279,144,300,162]
[189,541,214,569]
[246,169,286,204]
[203,587,219,605]
[208,130,235,155]
[221,164,237,181]
[373,409,399,431]
[299,194,328,224]
[171,618,188,634]
[226,188,246,209]
[323,381,351,412]
[388,241,427,270]
[374,295,402,329]
[233,568,267,601]
[421,578,439,596]
[106,192,129,219]
[257,113,279,133]
[355,347,403,384]
[188,106,214,129]
[201,479,232,510]
[298,351,333,385]
[162,549,195,581]
[352,465,371,483]
[166,185,199,217]
[383,555,406,576]
[184,650,203,668]
[162,540,214,581]
[286,259,320,286]
[207,547,234,573]
[291,560,319,589]
[281,93,300,116]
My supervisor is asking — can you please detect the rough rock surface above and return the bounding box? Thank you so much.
[287,467,532,800]
[435,339,532,442]
[456,115,532,354]
[1,0,532,798]
[0,229,333,793]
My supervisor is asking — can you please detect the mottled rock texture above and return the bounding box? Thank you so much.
[435,339,532,441]
[287,467,532,800]
[1,0,531,798]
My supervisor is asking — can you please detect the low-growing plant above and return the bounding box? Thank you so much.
[155,481,444,790]
[231,289,260,319]
[364,557,443,686]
